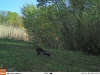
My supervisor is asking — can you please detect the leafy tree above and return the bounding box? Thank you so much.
[21,3,62,48]
[0,10,7,24]
[0,10,24,28]
[6,11,23,28]
[21,0,100,55]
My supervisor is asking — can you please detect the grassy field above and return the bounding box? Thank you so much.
[0,38,100,72]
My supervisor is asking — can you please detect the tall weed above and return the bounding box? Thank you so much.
[0,25,29,41]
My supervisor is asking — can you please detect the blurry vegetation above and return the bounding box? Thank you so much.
[21,0,100,55]
[0,10,28,41]
[0,25,28,41]
[0,0,100,55]
[0,10,24,28]
[0,0,100,72]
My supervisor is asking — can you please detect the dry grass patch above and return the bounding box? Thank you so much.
[0,25,29,41]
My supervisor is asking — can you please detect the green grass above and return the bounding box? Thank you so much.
[0,38,100,72]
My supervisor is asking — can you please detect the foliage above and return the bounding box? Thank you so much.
[0,10,24,28]
[21,3,62,48]
[21,0,100,55]
[0,10,7,24]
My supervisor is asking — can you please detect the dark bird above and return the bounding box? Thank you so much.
[34,45,51,57]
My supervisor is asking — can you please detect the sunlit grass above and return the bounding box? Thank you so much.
[0,39,100,72]
[0,25,29,41]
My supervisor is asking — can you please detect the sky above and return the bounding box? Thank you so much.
[0,0,38,15]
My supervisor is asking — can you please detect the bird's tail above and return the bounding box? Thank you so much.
[43,52,51,56]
